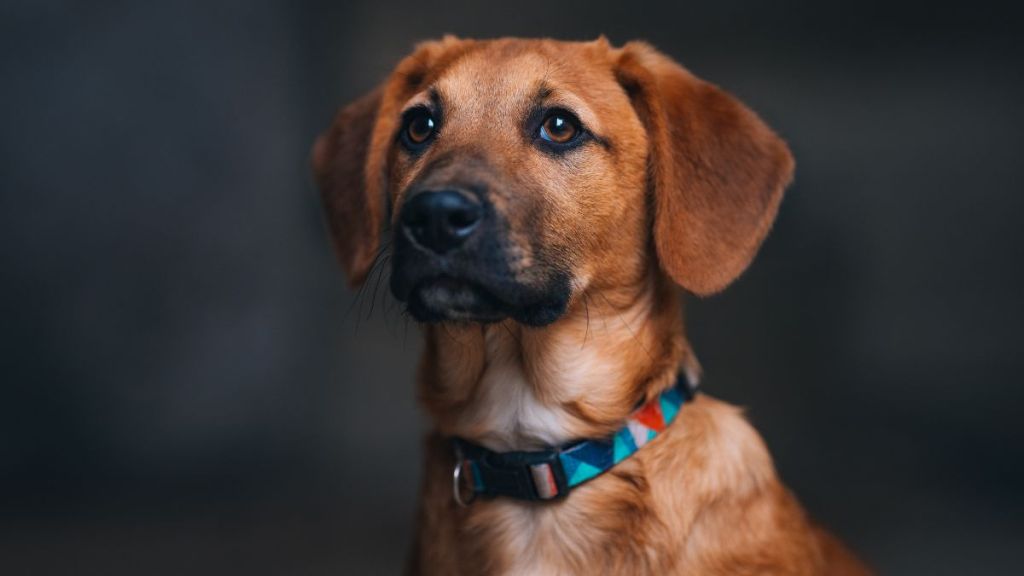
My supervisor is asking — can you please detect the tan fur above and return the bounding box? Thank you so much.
[315,37,870,575]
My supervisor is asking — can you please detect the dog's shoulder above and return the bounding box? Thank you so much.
[655,394,777,496]
[639,395,839,574]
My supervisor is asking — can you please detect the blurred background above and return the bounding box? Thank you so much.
[2,1,1022,574]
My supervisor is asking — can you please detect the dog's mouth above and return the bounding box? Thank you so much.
[397,272,571,327]
[407,276,507,324]
[387,203,574,326]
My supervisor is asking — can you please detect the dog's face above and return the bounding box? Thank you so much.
[314,38,793,326]
[385,40,650,326]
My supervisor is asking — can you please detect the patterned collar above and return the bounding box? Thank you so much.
[451,374,696,504]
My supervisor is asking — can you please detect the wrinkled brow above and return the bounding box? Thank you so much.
[531,83,608,144]
[401,87,443,115]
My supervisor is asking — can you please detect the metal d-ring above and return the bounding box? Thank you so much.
[452,457,476,507]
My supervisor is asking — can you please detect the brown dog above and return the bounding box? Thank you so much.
[314,36,869,575]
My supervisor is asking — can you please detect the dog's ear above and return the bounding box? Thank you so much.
[615,42,794,295]
[312,87,386,286]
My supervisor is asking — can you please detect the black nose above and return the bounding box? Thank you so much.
[400,190,482,254]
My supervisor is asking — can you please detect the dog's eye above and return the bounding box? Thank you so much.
[402,108,437,149]
[539,112,580,145]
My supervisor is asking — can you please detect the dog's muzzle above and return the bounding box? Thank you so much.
[389,187,571,326]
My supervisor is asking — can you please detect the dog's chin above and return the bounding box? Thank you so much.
[404,276,569,327]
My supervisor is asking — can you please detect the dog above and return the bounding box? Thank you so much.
[313,36,869,575]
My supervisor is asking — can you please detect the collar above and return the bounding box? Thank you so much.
[451,374,696,505]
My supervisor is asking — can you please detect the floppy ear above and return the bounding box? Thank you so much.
[312,87,386,286]
[615,43,794,295]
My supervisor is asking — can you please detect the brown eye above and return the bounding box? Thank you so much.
[403,110,436,147]
[539,113,580,144]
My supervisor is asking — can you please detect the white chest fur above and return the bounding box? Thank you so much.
[454,326,576,451]
[449,299,649,452]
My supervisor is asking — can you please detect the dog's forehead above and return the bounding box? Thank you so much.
[438,51,548,114]
[422,42,616,124]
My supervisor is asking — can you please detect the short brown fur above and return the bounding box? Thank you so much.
[315,37,869,575]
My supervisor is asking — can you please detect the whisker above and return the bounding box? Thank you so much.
[344,241,391,334]
[582,292,592,348]
[366,253,390,320]
[597,291,655,364]
[499,320,522,346]
[441,321,459,344]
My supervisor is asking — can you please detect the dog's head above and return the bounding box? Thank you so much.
[313,38,793,326]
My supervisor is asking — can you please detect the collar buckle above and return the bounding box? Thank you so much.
[526,451,567,500]
[453,440,570,503]
[452,456,476,507]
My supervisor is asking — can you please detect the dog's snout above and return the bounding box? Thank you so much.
[400,190,482,254]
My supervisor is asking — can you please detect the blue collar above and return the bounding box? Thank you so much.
[451,374,696,504]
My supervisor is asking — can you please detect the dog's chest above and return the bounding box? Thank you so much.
[467,501,599,576]
[454,327,578,450]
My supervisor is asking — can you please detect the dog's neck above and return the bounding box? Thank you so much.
[418,273,698,451]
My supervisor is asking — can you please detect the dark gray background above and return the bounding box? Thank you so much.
[2,1,1022,574]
